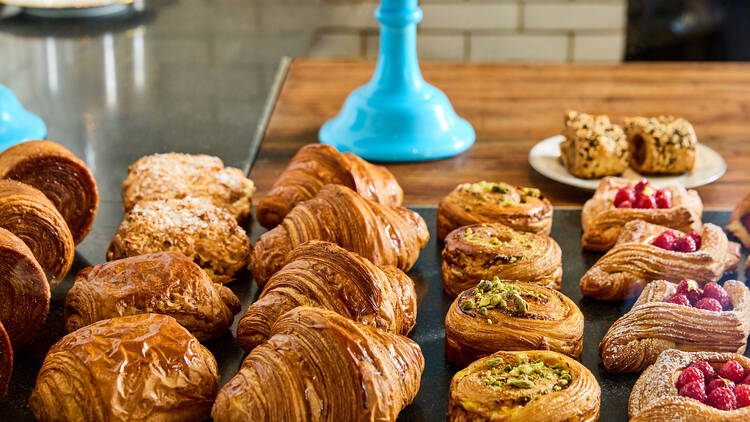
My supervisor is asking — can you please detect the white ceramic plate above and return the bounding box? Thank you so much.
[529,135,727,191]
[0,0,131,17]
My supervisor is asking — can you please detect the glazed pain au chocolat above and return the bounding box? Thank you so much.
[559,110,629,179]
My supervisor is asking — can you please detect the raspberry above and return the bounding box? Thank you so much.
[676,279,703,304]
[652,230,679,251]
[703,282,732,310]
[614,187,635,207]
[686,231,702,250]
[695,297,723,312]
[691,361,716,380]
[676,366,705,390]
[742,373,750,385]
[707,377,734,394]
[679,380,707,403]
[634,194,657,209]
[654,188,672,208]
[673,235,698,253]
[719,360,746,383]
[707,387,737,410]
[617,200,633,209]
[634,179,649,194]
[666,293,691,307]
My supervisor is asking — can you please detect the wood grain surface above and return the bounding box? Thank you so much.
[250,59,750,209]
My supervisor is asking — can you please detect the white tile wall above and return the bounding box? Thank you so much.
[524,3,626,30]
[420,4,519,30]
[471,34,568,62]
[573,33,625,62]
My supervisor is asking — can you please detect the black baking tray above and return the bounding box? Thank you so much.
[1,207,747,421]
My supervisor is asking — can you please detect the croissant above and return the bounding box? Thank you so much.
[445,278,584,367]
[211,306,424,422]
[0,140,99,244]
[29,313,219,422]
[122,153,255,224]
[250,184,429,288]
[726,192,750,248]
[580,220,740,301]
[236,240,416,351]
[442,223,562,297]
[0,321,11,399]
[0,179,74,287]
[256,144,403,229]
[437,181,553,240]
[582,177,702,251]
[66,252,241,341]
[107,198,251,284]
[448,350,600,422]
[625,116,698,174]
[559,110,629,179]
[600,280,750,374]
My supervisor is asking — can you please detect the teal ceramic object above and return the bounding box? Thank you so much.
[0,85,46,151]
[319,0,475,162]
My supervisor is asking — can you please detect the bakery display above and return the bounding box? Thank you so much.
[559,110,629,179]
[236,241,416,351]
[441,223,562,297]
[107,198,251,284]
[66,252,241,341]
[624,115,698,175]
[0,179,74,287]
[0,140,99,244]
[726,192,750,248]
[212,306,424,421]
[445,278,583,367]
[256,144,403,229]
[582,177,702,251]
[436,181,553,240]
[629,350,750,421]
[580,220,740,300]
[448,350,600,422]
[600,279,750,374]
[28,313,219,422]
[250,183,429,288]
[122,153,255,224]
[0,321,12,399]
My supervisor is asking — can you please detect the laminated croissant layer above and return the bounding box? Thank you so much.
[256,144,403,229]
[0,321,11,399]
[237,241,416,352]
[212,306,424,422]
[726,192,750,248]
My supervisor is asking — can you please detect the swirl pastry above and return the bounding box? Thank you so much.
[236,241,416,351]
[448,350,600,422]
[559,110,629,179]
[580,220,740,301]
[437,181,553,240]
[29,313,219,422]
[107,198,251,284]
[256,144,403,229]
[0,321,11,399]
[600,279,750,374]
[442,223,562,297]
[66,252,241,341]
[445,278,584,367]
[625,115,698,174]
[0,179,74,287]
[122,153,255,224]
[726,192,750,248]
[250,184,429,288]
[211,306,424,422]
[0,140,99,244]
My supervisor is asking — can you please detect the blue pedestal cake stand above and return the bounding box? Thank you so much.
[0,85,46,151]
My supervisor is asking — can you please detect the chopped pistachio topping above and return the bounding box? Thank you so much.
[461,299,475,310]
[463,277,546,319]
[521,187,541,198]
[478,357,573,395]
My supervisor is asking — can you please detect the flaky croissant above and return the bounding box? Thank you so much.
[236,241,416,351]
[212,306,424,422]
[250,184,429,288]
[726,191,750,248]
[580,220,740,300]
[448,350,600,422]
[66,252,241,341]
[600,280,750,374]
[0,140,99,244]
[582,177,702,251]
[256,144,403,229]
[0,321,11,399]
[29,314,220,422]
[442,223,562,297]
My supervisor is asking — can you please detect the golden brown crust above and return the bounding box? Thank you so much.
[582,177,703,251]
[448,350,600,422]
[559,110,629,179]
[250,184,429,288]
[0,140,99,244]
[437,181,553,240]
[0,321,12,399]
[66,252,241,341]
[442,223,562,297]
[579,220,739,301]
[107,198,251,284]
[256,144,403,229]
[599,280,750,374]
[625,116,698,174]
[237,241,416,352]
[211,306,424,422]
[726,192,750,248]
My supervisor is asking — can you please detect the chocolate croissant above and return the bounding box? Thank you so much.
[726,192,750,248]
[237,241,416,351]
[0,321,11,399]
[445,278,584,367]
[559,110,629,179]
[211,306,424,422]
[250,184,429,288]
[0,180,74,287]
[66,252,241,341]
[0,140,99,244]
[442,223,562,297]
[256,144,403,229]
[437,181,553,240]
[29,314,220,422]
[448,350,600,422]
[625,116,698,174]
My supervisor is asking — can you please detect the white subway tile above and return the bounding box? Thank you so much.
[471,34,568,62]
[306,32,362,59]
[525,3,625,30]
[573,33,624,62]
[421,4,518,30]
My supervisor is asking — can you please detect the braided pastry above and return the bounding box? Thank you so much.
[559,110,629,179]
[726,191,750,248]
[0,321,11,399]
[625,116,697,174]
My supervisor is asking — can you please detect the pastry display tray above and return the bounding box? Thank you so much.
[1,207,746,421]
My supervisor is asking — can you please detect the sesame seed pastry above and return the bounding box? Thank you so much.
[0,321,10,399]
[726,191,750,248]
[624,116,698,174]
[559,110,629,179]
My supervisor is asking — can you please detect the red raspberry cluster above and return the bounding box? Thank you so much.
[665,280,733,312]
[651,230,701,253]
[677,359,750,410]
[614,180,672,209]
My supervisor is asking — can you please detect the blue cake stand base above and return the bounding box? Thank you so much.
[0,85,46,151]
